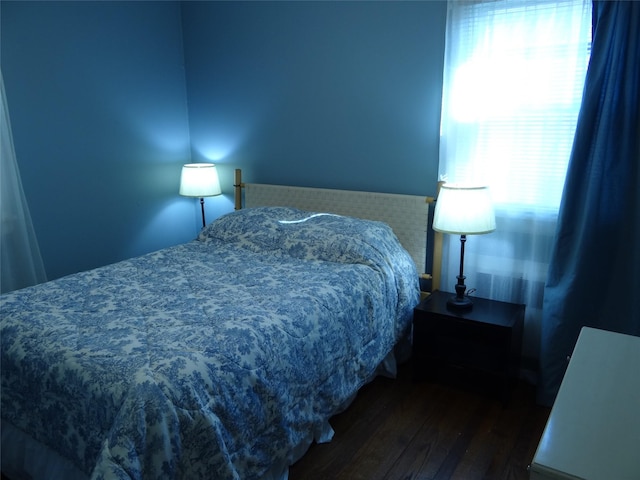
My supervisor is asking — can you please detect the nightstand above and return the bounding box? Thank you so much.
[412,290,524,402]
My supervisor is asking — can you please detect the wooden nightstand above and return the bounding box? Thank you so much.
[412,290,524,402]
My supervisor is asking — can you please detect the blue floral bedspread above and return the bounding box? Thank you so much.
[1,207,419,480]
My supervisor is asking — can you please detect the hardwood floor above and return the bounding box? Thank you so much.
[289,359,550,480]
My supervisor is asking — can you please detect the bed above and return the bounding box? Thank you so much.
[1,171,438,480]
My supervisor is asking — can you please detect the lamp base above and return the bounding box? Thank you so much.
[447,294,473,311]
[447,271,473,311]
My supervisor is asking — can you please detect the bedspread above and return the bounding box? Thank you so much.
[0,207,419,480]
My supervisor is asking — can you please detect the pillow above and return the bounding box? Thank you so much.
[197,207,310,252]
[199,207,411,273]
[278,212,399,266]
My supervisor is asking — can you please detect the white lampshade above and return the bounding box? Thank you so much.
[433,183,496,235]
[179,163,222,198]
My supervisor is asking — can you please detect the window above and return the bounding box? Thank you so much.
[440,0,592,212]
[438,0,592,370]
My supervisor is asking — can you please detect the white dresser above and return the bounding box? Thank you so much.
[530,327,640,480]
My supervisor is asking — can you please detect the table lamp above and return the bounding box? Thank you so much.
[179,163,222,228]
[433,183,496,310]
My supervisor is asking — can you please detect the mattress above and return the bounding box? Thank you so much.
[1,207,419,480]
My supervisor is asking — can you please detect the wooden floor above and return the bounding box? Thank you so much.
[289,359,550,480]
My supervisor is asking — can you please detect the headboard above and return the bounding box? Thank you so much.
[233,169,442,295]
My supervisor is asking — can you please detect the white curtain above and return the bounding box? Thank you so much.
[1,70,47,293]
[438,0,592,376]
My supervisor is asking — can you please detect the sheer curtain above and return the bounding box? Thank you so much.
[438,0,592,375]
[1,70,47,293]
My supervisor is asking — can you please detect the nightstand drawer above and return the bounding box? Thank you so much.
[415,317,511,373]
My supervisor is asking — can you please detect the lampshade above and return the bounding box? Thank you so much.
[179,163,222,198]
[433,183,496,235]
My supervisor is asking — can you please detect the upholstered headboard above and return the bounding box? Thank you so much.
[233,169,442,293]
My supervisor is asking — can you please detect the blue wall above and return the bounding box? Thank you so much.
[182,1,446,197]
[1,1,197,281]
[1,0,446,281]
